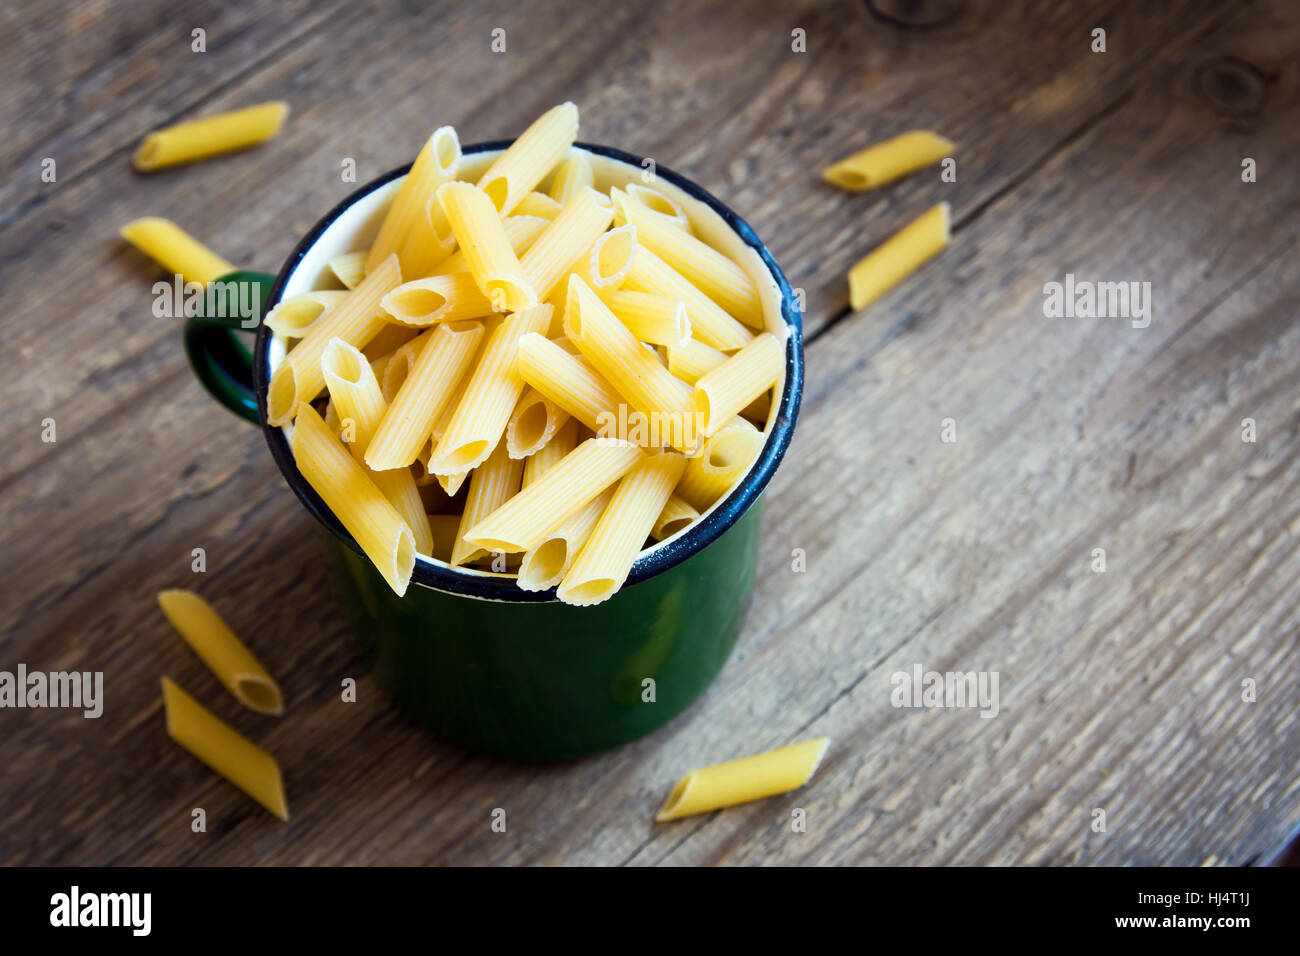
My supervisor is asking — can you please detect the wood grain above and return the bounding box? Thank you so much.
[1,0,1297,865]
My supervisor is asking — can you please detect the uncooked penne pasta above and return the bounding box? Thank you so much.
[133,101,289,171]
[550,224,638,318]
[848,202,950,310]
[621,183,691,232]
[506,386,570,459]
[522,417,579,488]
[651,494,699,541]
[291,404,416,595]
[655,738,830,822]
[623,245,753,352]
[321,339,434,556]
[436,470,468,497]
[263,290,348,339]
[464,438,642,553]
[378,331,425,401]
[476,102,579,215]
[692,332,783,436]
[516,333,622,433]
[607,291,691,347]
[329,251,367,289]
[157,590,283,715]
[266,254,402,426]
[366,126,461,273]
[437,181,538,312]
[161,677,289,821]
[666,336,725,384]
[548,150,594,206]
[433,215,549,275]
[429,304,552,474]
[517,487,611,592]
[614,189,763,328]
[366,321,484,470]
[822,130,954,192]
[451,441,525,566]
[558,451,686,605]
[382,271,495,326]
[120,217,234,285]
[514,191,563,220]
[520,189,614,301]
[676,416,764,511]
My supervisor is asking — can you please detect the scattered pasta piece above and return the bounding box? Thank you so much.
[822,130,954,192]
[656,738,830,822]
[120,217,234,285]
[132,101,290,172]
[847,202,950,311]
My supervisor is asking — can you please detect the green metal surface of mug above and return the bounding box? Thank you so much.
[184,142,804,759]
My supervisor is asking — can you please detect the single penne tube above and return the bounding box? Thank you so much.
[666,336,726,384]
[848,202,950,310]
[463,437,642,553]
[429,304,553,474]
[329,250,367,289]
[517,487,611,592]
[522,417,579,488]
[623,245,753,352]
[519,189,614,300]
[436,181,538,312]
[548,149,594,205]
[381,271,496,326]
[676,416,764,511]
[692,332,783,436]
[607,291,691,347]
[822,130,955,192]
[266,254,402,425]
[291,403,416,595]
[133,101,289,171]
[557,450,686,606]
[476,101,579,215]
[156,590,284,715]
[450,441,525,566]
[366,321,483,470]
[655,737,830,822]
[506,386,570,459]
[433,215,549,275]
[516,333,623,433]
[613,189,763,328]
[321,339,434,555]
[549,224,638,318]
[161,677,289,821]
[621,182,691,232]
[365,126,461,273]
[263,290,348,339]
[513,191,563,220]
[651,494,700,541]
[120,217,234,285]
[564,275,699,453]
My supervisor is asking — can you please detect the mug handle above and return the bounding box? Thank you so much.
[183,270,276,424]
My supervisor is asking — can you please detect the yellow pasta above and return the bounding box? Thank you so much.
[133,101,289,171]
[621,183,691,231]
[564,275,699,453]
[513,191,563,220]
[519,188,615,300]
[476,101,579,214]
[436,181,538,312]
[161,677,289,821]
[321,340,434,556]
[692,332,783,436]
[677,416,764,512]
[558,451,686,606]
[518,488,611,592]
[429,304,553,474]
[666,336,725,384]
[266,254,402,426]
[381,271,496,326]
[433,215,549,275]
[822,130,955,192]
[263,290,348,339]
[655,738,830,822]
[550,224,638,318]
[156,590,283,715]
[378,330,429,401]
[365,126,461,273]
[436,470,468,497]
[451,441,525,566]
[548,150,594,206]
[651,494,700,541]
[522,417,579,488]
[614,189,763,328]
[291,403,415,595]
[464,438,642,553]
[623,245,753,352]
[506,386,570,459]
[607,291,690,347]
[120,217,234,285]
[328,251,367,289]
[516,333,621,433]
[848,202,950,310]
[366,321,485,471]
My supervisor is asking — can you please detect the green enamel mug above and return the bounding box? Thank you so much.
[185,142,803,759]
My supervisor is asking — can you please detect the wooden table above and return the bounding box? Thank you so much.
[2,0,1297,866]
